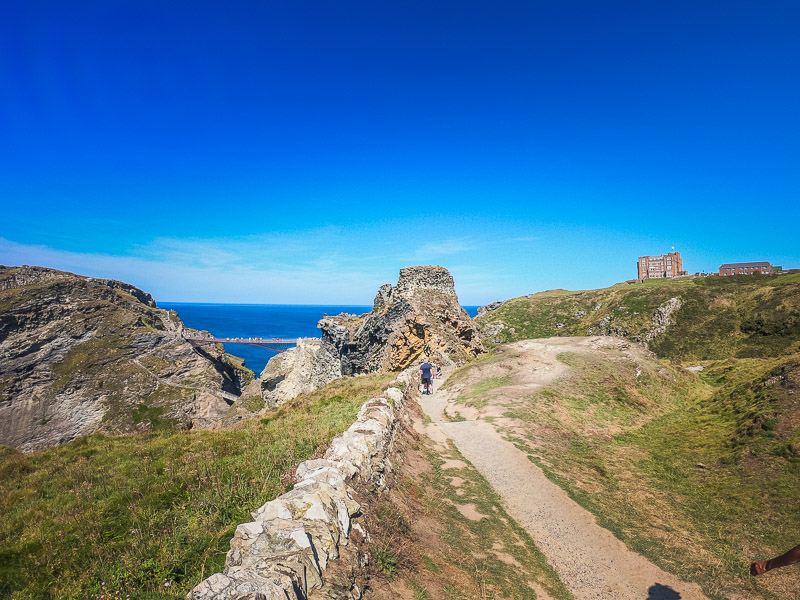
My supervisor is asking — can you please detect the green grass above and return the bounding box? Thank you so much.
[439,349,511,391]
[607,356,800,597]
[477,275,800,362]
[371,544,400,580]
[0,372,395,600]
[407,579,431,599]
[453,375,510,405]
[474,346,800,599]
[131,403,175,432]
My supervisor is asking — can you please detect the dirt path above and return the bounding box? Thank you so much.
[420,339,709,600]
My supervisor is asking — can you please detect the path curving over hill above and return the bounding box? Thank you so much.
[419,338,709,600]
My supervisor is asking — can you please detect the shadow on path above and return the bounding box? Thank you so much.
[647,583,681,599]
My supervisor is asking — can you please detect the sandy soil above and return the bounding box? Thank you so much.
[418,338,710,600]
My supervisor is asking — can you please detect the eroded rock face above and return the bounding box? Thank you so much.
[646,297,682,342]
[320,265,484,375]
[476,299,508,317]
[0,265,257,452]
[257,266,485,406]
[259,339,341,408]
[373,283,393,310]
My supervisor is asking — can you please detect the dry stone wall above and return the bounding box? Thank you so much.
[187,371,414,600]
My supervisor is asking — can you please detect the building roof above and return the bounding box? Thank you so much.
[638,252,681,260]
[719,262,771,269]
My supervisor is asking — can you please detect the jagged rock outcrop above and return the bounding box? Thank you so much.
[372,283,393,310]
[259,266,484,407]
[0,265,258,452]
[480,319,507,343]
[320,266,484,375]
[259,339,341,408]
[476,299,508,317]
[646,297,682,343]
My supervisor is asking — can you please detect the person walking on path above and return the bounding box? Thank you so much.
[751,544,800,576]
[419,358,434,395]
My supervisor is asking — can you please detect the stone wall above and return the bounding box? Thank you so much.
[187,370,415,600]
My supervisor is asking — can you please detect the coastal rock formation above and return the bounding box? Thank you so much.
[0,265,258,452]
[320,266,484,375]
[259,339,341,408]
[373,283,393,310]
[259,266,484,406]
[476,299,508,317]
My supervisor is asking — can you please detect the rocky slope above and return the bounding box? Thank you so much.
[0,265,260,452]
[260,266,484,406]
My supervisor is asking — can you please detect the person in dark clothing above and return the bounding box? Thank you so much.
[751,544,800,576]
[419,358,434,395]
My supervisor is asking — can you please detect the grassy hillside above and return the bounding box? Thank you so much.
[0,373,396,600]
[443,340,800,599]
[476,272,800,361]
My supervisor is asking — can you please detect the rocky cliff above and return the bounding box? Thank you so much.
[322,266,484,373]
[260,266,484,403]
[0,265,259,452]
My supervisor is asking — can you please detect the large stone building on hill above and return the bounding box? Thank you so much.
[637,252,687,281]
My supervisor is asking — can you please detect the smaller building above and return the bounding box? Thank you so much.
[719,262,773,276]
[638,252,686,281]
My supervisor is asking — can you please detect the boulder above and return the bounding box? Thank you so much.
[259,339,340,408]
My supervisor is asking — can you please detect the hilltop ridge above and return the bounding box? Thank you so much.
[476,272,800,361]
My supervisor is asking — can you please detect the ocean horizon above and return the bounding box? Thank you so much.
[162,302,481,375]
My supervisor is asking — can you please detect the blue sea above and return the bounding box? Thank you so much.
[161,303,481,376]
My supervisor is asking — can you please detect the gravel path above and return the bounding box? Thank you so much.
[420,348,709,600]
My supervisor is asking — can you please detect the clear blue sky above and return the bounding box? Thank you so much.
[1,1,798,305]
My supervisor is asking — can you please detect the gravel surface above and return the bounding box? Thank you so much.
[420,341,709,600]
